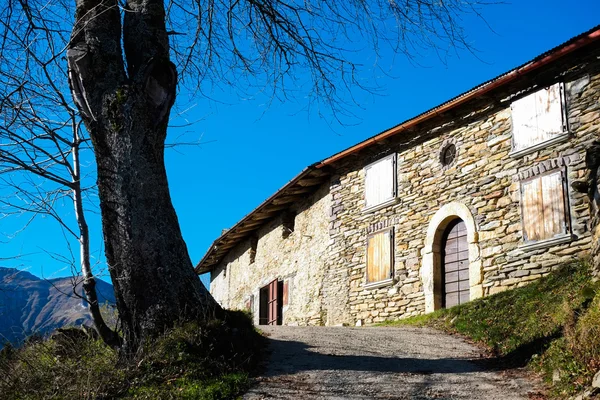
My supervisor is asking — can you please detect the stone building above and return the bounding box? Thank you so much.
[196,25,600,326]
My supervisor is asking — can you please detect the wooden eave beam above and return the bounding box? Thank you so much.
[251,211,278,220]
[296,177,326,187]
[282,186,314,195]
[261,204,290,212]
[226,232,250,240]
[241,219,264,228]
[271,196,297,205]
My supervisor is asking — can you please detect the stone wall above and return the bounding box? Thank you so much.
[210,184,330,325]
[325,46,600,325]
[209,45,600,327]
[580,141,600,277]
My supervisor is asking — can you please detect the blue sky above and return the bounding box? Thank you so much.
[1,1,599,289]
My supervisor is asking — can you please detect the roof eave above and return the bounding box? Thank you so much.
[195,164,330,273]
[316,25,600,167]
[195,24,600,275]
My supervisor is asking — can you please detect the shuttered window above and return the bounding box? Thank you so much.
[521,170,568,242]
[511,83,566,153]
[366,229,393,284]
[364,154,396,210]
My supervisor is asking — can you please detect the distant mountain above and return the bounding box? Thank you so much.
[0,267,115,347]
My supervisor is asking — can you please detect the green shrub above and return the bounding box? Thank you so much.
[0,331,125,399]
[0,310,264,399]
[129,373,249,400]
[532,337,588,396]
[566,294,600,371]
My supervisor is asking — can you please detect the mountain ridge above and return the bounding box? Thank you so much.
[0,267,115,346]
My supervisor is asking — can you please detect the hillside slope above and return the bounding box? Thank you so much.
[381,262,600,398]
[0,268,115,346]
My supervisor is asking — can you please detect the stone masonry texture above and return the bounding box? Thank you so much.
[211,184,330,326]
[210,44,600,326]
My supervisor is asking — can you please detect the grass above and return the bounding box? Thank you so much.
[380,261,600,397]
[0,310,265,399]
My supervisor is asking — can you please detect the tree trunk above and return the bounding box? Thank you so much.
[96,114,221,348]
[67,0,221,351]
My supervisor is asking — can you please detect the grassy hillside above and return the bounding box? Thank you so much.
[0,310,264,399]
[380,261,600,397]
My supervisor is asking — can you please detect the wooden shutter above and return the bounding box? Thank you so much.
[521,170,566,242]
[542,172,566,239]
[521,176,543,241]
[267,279,279,325]
[512,83,565,152]
[536,84,564,140]
[367,230,393,284]
[512,92,538,151]
[365,155,395,209]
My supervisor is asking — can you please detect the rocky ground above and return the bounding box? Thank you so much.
[245,326,543,400]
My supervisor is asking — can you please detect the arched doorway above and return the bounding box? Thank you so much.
[441,219,469,308]
[421,202,482,313]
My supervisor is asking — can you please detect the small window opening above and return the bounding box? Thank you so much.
[364,154,396,210]
[366,228,394,285]
[245,295,254,312]
[520,169,569,243]
[282,211,296,239]
[440,143,456,166]
[249,236,258,264]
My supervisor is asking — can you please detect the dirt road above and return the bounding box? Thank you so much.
[244,326,541,400]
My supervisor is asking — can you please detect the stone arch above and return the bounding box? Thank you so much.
[421,202,482,313]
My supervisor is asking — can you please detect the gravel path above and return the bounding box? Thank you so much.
[244,326,542,400]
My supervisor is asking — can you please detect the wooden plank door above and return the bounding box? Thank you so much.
[442,220,470,308]
[259,280,283,325]
[267,279,279,325]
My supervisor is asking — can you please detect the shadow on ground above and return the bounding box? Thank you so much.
[245,327,540,399]
[262,337,494,376]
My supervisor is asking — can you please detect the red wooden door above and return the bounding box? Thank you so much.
[267,279,279,325]
[442,220,469,308]
[259,279,282,325]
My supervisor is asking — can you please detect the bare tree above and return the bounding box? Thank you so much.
[3,0,494,350]
[0,121,121,347]
[0,6,121,346]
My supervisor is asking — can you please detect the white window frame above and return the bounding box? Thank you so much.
[363,154,397,213]
[509,82,569,158]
